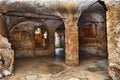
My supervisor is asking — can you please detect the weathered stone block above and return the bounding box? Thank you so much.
[0,35,14,78]
[105,0,120,79]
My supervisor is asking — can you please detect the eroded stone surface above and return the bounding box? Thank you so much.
[64,21,79,65]
[0,35,14,78]
[105,0,120,79]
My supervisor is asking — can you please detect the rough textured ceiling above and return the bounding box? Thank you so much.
[0,0,99,19]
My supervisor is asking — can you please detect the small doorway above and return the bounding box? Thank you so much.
[34,26,48,49]
[54,24,65,61]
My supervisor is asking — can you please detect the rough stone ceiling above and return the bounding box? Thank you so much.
[0,0,120,9]
[3,0,117,21]
[0,0,98,16]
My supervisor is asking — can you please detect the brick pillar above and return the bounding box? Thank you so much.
[64,21,79,65]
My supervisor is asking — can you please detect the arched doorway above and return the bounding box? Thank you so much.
[34,25,48,49]
[78,1,108,77]
[78,2,107,57]
[54,24,65,61]
[9,21,48,56]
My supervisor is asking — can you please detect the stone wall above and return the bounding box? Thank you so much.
[105,0,120,79]
[9,21,38,56]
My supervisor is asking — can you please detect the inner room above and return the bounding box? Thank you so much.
[78,1,108,77]
[34,26,48,49]
[1,0,119,80]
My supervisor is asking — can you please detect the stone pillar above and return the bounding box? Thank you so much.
[64,21,79,65]
[105,1,120,80]
[48,31,55,55]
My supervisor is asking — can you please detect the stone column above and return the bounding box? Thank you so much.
[105,0,120,80]
[48,31,55,55]
[64,21,79,65]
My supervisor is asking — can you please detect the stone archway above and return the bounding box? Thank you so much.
[78,1,107,57]
[8,21,47,56]
[34,25,48,49]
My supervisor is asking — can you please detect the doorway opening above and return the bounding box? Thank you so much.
[78,1,107,58]
[54,24,65,61]
[78,1,108,75]
[34,26,48,49]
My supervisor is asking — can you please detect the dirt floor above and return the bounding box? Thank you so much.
[1,49,111,80]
